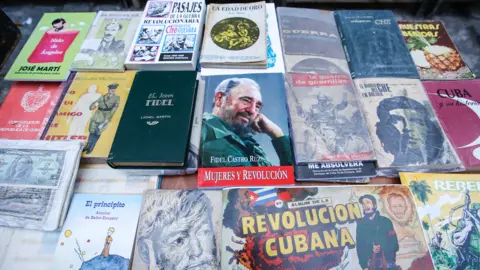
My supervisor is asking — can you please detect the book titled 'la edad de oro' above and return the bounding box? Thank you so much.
[108,71,197,168]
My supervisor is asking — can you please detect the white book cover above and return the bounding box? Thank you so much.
[201,3,283,76]
[50,194,142,270]
[125,0,206,70]
[200,1,267,65]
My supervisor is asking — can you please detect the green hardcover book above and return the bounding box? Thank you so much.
[107,71,197,168]
[5,12,96,81]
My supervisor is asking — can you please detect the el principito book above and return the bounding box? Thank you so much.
[221,186,434,269]
[71,11,142,72]
[5,12,96,81]
[50,193,143,270]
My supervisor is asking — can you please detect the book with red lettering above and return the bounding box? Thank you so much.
[423,80,480,170]
[198,73,294,188]
[0,81,68,140]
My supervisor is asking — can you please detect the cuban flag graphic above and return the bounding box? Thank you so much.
[247,188,292,207]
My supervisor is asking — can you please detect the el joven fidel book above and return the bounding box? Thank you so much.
[198,73,294,188]
[43,71,136,161]
[5,12,96,81]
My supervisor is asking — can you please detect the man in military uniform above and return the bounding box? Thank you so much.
[356,194,399,270]
[84,83,120,154]
[201,78,292,167]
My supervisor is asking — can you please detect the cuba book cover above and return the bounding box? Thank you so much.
[423,80,480,170]
[50,194,142,270]
[132,190,222,270]
[221,186,434,269]
[398,21,475,80]
[5,12,96,81]
[43,71,136,160]
[400,172,480,269]
[198,73,294,188]
[0,82,67,140]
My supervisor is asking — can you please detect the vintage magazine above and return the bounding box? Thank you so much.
[71,11,142,72]
[132,190,222,270]
[354,78,463,176]
[5,12,96,81]
[125,0,206,71]
[221,186,434,269]
[400,172,480,270]
[43,71,136,161]
[198,73,295,188]
[423,80,480,170]
[398,21,475,80]
[200,1,267,68]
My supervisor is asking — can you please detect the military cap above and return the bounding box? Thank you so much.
[108,83,119,90]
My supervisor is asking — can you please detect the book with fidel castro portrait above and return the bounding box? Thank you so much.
[107,71,197,168]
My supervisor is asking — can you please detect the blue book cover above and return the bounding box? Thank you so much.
[51,194,143,270]
[334,10,419,79]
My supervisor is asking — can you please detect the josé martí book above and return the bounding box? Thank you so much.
[50,193,143,270]
[43,71,136,161]
[197,73,295,188]
[5,12,96,81]
[423,80,480,170]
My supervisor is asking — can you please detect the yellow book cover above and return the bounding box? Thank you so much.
[400,172,480,270]
[44,71,136,159]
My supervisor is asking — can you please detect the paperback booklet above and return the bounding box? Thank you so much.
[125,0,206,71]
[200,1,267,69]
[400,172,480,270]
[398,21,475,80]
[334,10,419,79]
[423,80,480,170]
[200,3,283,76]
[354,78,463,176]
[132,190,222,270]
[0,82,67,140]
[71,11,142,72]
[43,71,136,161]
[198,73,294,188]
[222,186,434,269]
[5,12,96,81]
[51,194,143,270]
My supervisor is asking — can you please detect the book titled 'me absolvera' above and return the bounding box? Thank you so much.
[107,71,197,168]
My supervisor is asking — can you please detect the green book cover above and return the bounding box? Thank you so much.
[108,71,197,168]
[5,12,96,81]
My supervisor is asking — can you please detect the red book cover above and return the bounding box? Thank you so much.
[423,80,480,169]
[0,82,66,139]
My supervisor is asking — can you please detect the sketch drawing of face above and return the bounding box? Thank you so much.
[104,22,122,42]
[387,193,408,219]
[137,190,218,270]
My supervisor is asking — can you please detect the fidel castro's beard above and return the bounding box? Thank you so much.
[220,106,253,138]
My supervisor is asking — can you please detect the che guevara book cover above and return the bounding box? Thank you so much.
[397,21,475,80]
[43,71,136,160]
[221,186,434,269]
[50,194,142,270]
[197,73,294,188]
[400,172,480,270]
[5,12,96,81]
[423,80,480,170]
[0,82,67,140]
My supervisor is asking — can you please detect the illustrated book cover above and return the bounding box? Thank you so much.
[423,80,480,170]
[354,77,463,176]
[400,172,480,270]
[71,11,142,72]
[334,10,419,79]
[221,186,434,269]
[50,193,143,270]
[200,3,283,76]
[107,71,197,168]
[43,71,136,161]
[5,12,96,81]
[200,1,267,68]
[198,73,294,188]
[125,0,206,71]
[398,21,475,80]
[0,82,67,140]
[132,189,222,270]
